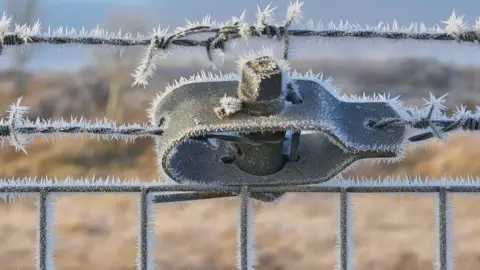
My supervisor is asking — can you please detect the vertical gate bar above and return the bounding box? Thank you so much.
[436,189,450,270]
[137,188,154,270]
[238,186,254,270]
[37,190,50,270]
[337,189,351,270]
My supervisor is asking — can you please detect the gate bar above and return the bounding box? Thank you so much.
[338,189,350,270]
[138,188,151,270]
[37,190,50,270]
[238,186,254,270]
[3,184,480,193]
[437,189,451,270]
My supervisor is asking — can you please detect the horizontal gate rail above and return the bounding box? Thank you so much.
[2,183,480,193]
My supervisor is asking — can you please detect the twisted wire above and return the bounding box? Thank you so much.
[3,28,479,47]
[2,3,478,86]
[369,105,480,142]
[0,114,164,153]
[0,122,163,137]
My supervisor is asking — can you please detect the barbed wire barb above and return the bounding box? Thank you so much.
[368,92,480,142]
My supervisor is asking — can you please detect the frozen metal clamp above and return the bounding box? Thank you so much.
[151,55,406,192]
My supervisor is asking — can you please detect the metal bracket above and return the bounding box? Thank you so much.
[151,56,406,187]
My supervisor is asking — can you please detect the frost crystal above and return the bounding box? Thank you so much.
[475,17,480,32]
[215,95,243,119]
[441,10,467,36]
[234,11,250,41]
[0,12,12,48]
[7,96,29,127]
[255,3,277,28]
[285,0,304,26]
[422,92,448,117]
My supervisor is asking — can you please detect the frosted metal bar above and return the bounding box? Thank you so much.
[238,186,253,270]
[37,190,50,270]
[437,189,450,270]
[338,189,350,270]
[138,188,150,270]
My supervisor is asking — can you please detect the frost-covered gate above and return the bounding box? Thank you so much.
[1,179,478,270]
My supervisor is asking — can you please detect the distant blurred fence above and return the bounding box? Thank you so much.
[0,181,474,270]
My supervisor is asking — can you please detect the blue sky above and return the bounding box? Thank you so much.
[1,0,480,71]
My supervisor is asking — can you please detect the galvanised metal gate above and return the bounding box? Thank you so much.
[1,177,475,270]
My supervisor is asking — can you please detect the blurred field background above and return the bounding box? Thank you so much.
[3,0,480,269]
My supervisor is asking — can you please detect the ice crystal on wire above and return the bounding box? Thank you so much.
[7,97,29,127]
[453,105,470,119]
[255,2,277,31]
[441,10,467,36]
[184,14,215,30]
[14,20,42,44]
[285,0,304,27]
[3,97,30,154]
[473,106,480,119]
[475,17,480,32]
[231,10,250,42]
[0,12,12,49]
[422,92,448,117]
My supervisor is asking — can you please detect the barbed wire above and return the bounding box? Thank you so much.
[0,97,163,154]
[1,2,479,86]
[2,23,477,47]
[369,102,480,142]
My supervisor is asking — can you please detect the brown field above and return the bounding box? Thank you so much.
[2,57,480,269]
